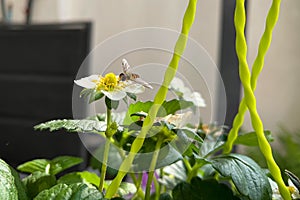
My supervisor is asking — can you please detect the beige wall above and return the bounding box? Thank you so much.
[2,0,300,133]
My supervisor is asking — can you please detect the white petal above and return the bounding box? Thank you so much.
[170,77,185,91]
[74,75,99,89]
[288,179,300,198]
[183,91,206,107]
[102,90,127,101]
[124,84,145,94]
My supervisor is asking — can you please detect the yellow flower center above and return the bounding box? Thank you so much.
[288,186,296,194]
[96,73,119,91]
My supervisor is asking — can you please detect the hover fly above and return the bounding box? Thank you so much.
[119,59,153,89]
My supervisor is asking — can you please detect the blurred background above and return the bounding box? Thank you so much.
[0,0,299,174]
[1,0,299,132]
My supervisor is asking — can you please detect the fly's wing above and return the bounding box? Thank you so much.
[121,58,152,89]
[133,78,153,89]
[121,58,130,73]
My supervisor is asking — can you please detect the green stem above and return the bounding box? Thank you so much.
[99,108,112,192]
[145,139,163,200]
[233,1,290,199]
[159,168,166,194]
[105,0,198,198]
[115,144,145,199]
[186,162,202,183]
[183,158,192,173]
[153,174,160,200]
[132,173,145,199]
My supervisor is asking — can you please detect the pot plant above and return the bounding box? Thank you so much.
[1,0,299,199]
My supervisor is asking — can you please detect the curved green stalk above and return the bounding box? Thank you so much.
[223,0,281,153]
[99,137,110,191]
[186,162,203,183]
[145,139,163,200]
[153,174,160,200]
[99,108,112,191]
[134,173,145,199]
[105,0,198,198]
[233,0,290,199]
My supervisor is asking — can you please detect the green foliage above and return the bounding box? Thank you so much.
[9,166,28,200]
[104,181,137,197]
[105,96,119,110]
[123,99,193,125]
[245,127,300,179]
[34,119,109,133]
[23,171,56,199]
[234,130,274,146]
[275,128,300,178]
[159,193,173,200]
[0,159,27,200]
[80,88,104,104]
[211,154,272,200]
[159,161,187,190]
[172,177,238,200]
[58,171,100,187]
[17,156,83,175]
[126,92,137,101]
[34,183,103,200]
[199,134,226,157]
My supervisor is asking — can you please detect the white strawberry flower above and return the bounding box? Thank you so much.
[74,73,145,101]
[170,77,206,107]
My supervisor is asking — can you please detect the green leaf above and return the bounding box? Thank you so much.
[34,119,110,133]
[34,183,103,200]
[234,130,274,146]
[160,161,187,190]
[58,171,100,187]
[17,156,83,175]
[9,166,28,200]
[174,128,203,156]
[80,88,104,104]
[0,159,20,200]
[18,159,50,174]
[123,100,194,125]
[89,144,122,177]
[104,181,136,197]
[123,101,153,125]
[50,156,83,175]
[132,144,182,170]
[172,177,238,200]
[89,91,104,103]
[126,92,137,101]
[159,193,173,200]
[23,171,56,199]
[211,153,272,200]
[80,88,94,98]
[200,134,226,157]
[158,99,193,116]
[105,96,119,110]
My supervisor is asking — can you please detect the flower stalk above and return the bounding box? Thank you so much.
[232,0,290,199]
[105,0,198,198]
[145,138,163,200]
[99,107,112,192]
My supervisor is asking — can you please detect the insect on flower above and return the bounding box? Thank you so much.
[119,59,153,89]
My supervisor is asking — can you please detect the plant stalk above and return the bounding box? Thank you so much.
[99,108,112,192]
[145,139,163,200]
[186,162,202,183]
